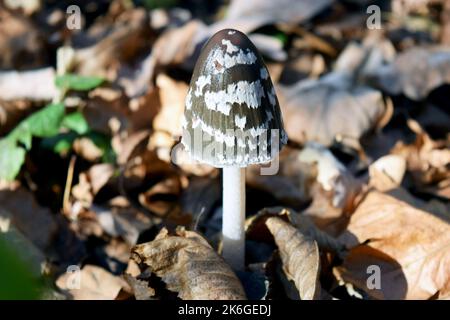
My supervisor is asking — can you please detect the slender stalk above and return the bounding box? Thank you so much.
[222,166,246,271]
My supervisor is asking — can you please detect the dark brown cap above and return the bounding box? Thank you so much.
[181,29,287,167]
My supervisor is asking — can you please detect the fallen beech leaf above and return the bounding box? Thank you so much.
[371,47,450,100]
[247,207,346,257]
[138,176,182,218]
[369,155,406,191]
[392,119,450,186]
[0,186,57,251]
[130,20,206,93]
[181,176,221,229]
[88,163,115,195]
[115,130,150,165]
[277,74,388,148]
[123,273,156,300]
[73,8,150,78]
[131,228,247,300]
[73,137,104,162]
[337,191,450,299]
[0,68,57,101]
[56,264,127,300]
[216,0,333,34]
[0,10,47,69]
[298,142,361,208]
[266,217,320,300]
[90,199,157,246]
[246,172,307,209]
[248,34,287,62]
[153,74,188,138]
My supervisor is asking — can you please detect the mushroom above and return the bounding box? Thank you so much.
[181,29,287,270]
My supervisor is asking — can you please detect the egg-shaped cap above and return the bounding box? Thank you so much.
[181,29,287,167]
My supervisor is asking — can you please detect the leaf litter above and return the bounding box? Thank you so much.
[0,0,449,301]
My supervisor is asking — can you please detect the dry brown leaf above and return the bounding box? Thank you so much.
[131,228,247,300]
[246,172,307,209]
[0,186,57,251]
[0,10,46,69]
[130,20,206,93]
[114,130,150,165]
[277,75,388,148]
[336,191,450,299]
[0,99,33,135]
[73,8,151,78]
[371,47,450,100]
[214,0,333,34]
[247,207,346,257]
[88,163,115,195]
[181,176,221,229]
[265,217,321,300]
[369,155,406,191]
[153,74,188,138]
[138,176,182,219]
[90,198,157,245]
[298,142,361,209]
[392,119,450,186]
[56,264,127,300]
[123,273,156,300]
[0,68,57,101]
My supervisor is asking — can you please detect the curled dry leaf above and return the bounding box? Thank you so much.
[247,207,346,257]
[88,163,115,195]
[298,142,361,208]
[265,217,321,300]
[131,228,247,300]
[369,154,406,192]
[123,273,156,300]
[336,191,450,299]
[392,119,450,187]
[56,264,127,300]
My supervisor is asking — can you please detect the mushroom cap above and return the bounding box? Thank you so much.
[181,28,287,167]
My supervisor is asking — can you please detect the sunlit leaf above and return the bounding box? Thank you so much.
[62,112,89,135]
[0,139,26,182]
[55,74,104,91]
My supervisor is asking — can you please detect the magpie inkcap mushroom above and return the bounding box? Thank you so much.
[181,28,287,167]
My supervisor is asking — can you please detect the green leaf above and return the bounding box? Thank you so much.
[0,139,26,181]
[9,125,32,150]
[0,235,42,299]
[41,132,78,155]
[55,74,104,91]
[21,103,65,138]
[275,32,288,45]
[62,112,89,134]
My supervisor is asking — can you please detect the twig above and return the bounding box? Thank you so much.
[63,155,76,218]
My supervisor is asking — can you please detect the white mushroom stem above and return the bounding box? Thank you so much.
[222,166,246,271]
